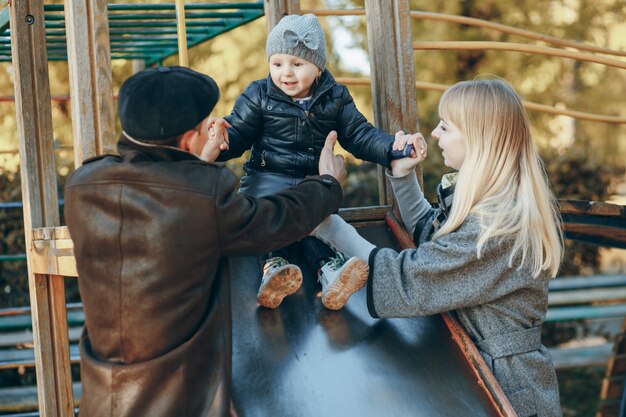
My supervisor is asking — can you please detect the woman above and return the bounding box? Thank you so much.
[316,78,564,417]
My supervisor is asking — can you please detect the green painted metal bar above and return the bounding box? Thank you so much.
[107,2,264,11]
[0,310,84,332]
[41,28,219,35]
[44,12,250,21]
[109,28,213,35]
[110,54,157,60]
[36,20,226,31]
[546,303,626,321]
[144,11,263,66]
[0,2,265,72]
[548,344,612,369]
[549,287,626,306]
[108,21,228,28]
[111,46,181,52]
[43,22,67,29]
[109,35,189,41]
[0,254,27,262]
[0,6,9,34]
[549,274,626,291]
[0,303,82,317]
[42,3,264,12]
[0,344,80,369]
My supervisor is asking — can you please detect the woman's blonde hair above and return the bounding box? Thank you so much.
[434,78,563,278]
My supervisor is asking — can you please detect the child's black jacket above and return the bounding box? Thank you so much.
[218,70,394,178]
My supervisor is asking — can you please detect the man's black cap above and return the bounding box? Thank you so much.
[118,66,220,141]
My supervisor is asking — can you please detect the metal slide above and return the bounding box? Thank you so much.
[229,222,500,417]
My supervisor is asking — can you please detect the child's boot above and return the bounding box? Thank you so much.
[319,253,369,310]
[257,257,303,308]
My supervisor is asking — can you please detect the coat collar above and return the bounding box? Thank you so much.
[265,69,336,104]
[117,132,201,163]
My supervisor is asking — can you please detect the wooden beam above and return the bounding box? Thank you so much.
[364,0,420,206]
[599,318,626,416]
[560,200,626,218]
[64,0,115,168]
[9,1,73,416]
[264,0,300,32]
[563,224,626,248]
[174,0,189,67]
[31,227,77,277]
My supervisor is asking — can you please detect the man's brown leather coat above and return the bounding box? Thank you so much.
[64,138,342,417]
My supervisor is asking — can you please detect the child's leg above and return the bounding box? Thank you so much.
[300,236,335,272]
[301,237,369,310]
[257,243,303,309]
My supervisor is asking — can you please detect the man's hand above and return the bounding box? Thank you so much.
[390,131,427,177]
[318,130,346,182]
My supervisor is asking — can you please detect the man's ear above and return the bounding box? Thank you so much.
[178,129,198,152]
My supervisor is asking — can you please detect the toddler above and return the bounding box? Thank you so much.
[217,14,412,310]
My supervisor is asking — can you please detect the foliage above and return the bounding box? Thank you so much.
[0,168,26,308]
[542,147,625,276]
[557,367,604,417]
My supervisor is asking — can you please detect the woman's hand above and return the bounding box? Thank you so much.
[390,131,427,177]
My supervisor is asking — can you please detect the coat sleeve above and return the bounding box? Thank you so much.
[366,219,531,318]
[387,169,433,235]
[213,167,343,256]
[335,86,394,168]
[217,83,264,161]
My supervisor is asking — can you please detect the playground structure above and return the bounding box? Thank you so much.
[0,0,625,416]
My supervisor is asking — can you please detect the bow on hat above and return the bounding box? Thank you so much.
[283,29,319,50]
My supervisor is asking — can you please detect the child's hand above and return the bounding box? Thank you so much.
[200,118,230,162]
[390,131,427,177]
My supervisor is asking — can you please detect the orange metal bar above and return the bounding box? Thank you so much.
[336,77,626,125]
[412,41,626,70]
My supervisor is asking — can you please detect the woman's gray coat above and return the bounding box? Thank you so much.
[367,171,561,417]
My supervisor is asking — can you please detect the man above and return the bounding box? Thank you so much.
[64,66,346,417]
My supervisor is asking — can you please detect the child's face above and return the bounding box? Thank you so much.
[269,54,322,99]
[432,118,466,170]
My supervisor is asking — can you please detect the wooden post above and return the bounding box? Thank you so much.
[364,0,420,206]
[175,0,189,67]
[64,0,115,168]
[264,0,300,32]
[9,1,73,416]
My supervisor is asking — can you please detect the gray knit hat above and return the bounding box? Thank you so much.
[266,14,326,71]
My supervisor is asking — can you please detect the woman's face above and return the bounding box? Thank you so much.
[431,118,466,170]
